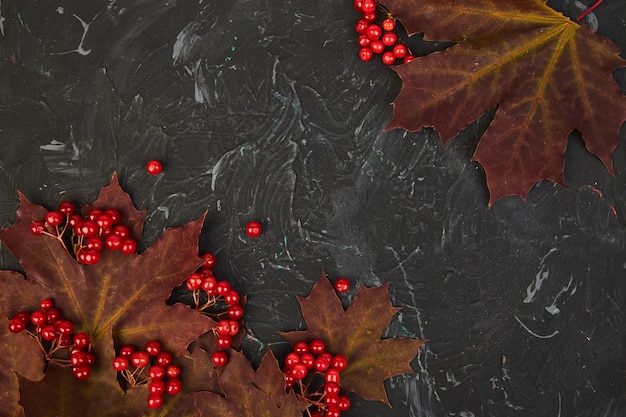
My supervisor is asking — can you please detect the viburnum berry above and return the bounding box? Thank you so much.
[245,221,262,238]
[332,354,348,371]
[300,353,315,370]
[355,18,369,34]
[146,159,163,175]
[393,43,408,59]
[112,224,130,238]
[216,280,231,296]
[354,0,363,12]
[39,299,54,310]
[201,276,217,295]
[285,352,300,367]
[186,273,203,291]
[382,31,398,47]
[131,351,150,368]
[148,365,165,380]
[166,365,181,378]
[68,214,82,228]
[325,407,341,417]
[77,248,101,265]
[294,341,309,355]
[113,356,129,371]
[30,220,46,236]
[216,334,232,349]
[147,394,163,409]
[104,234,123,250]
[382,18,395,31]
[156,351,173,367]
[96,213,113,229]
[30,310,47,326]
[70,351,87,367]
[148,379,165,395]
[165,378,182,395]
[290,363,308,380]
[120,345,136,357]
[404,55,416,64]
[58,201,76,215]
[227,305,244,320]
[56,319,74,335]
[314,356,331,372]
[325,382,340,395]
[370,40,385,54]
[86,209,102,221]
[382,51,396,65]
[224,289,240,305]
[365,24,382,41]
[337,395,351,411]
[8,317,26,333]
[46,308,61,323]
[120,238,137,254]
[334,277,350,293]
[212,351,228,367]
[357,34,371,47]
[324,393,339,407]
[45,211,65,227]
[76,220,98,237]
[72,365,91,381]
[200,252,216,268]
[216,320,231,336]
[362,11,377,22]
[103,208,121,224]
[85,237,103,251]
[361,0,377,14]
[145,340,162,356]
[359,47,373,62]
[310,339,325,354]
[41,324,57,341]
[325,368,340,384]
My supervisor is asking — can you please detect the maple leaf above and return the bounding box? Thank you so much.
[281,272,426,405]
[0,174,215,414]
[385,0,626,205]
[194,349,301,417]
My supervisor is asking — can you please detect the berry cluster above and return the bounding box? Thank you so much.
[184,253,244,367]
[30,201,137,265]
[284,339,351,417]
[113,340,182,409]
[354,0,415,65]
[8,299,94,381]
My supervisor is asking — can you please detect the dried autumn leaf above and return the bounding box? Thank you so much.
[385,0,626,205]
[281,271,426,405]
[0,174,215,414]
[194,349,301,417]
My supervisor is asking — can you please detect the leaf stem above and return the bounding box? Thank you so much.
[577,0,604,21]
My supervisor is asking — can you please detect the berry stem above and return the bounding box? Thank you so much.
[577,0,604,21]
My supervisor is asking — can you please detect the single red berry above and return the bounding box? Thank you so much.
[39,298,54,310]
[227,320,240,336]
[113,356,129,371]
[77,248,101,265]
[294,341,309,355]
[245,221,262,238]
[46,308,61,323]
[382,18,395,31]
[290,363,308,380]
[361,0,377,14]
[103,209,121,225]
[216,334,232,349]
[68,214,82,229]
[369,40,385,54]
[131,351,150,368]
[334,277,350,293]
[72,365,91,381]
[8,317,26,333]
[216,320,231,336]
[45,211,65,227]
[58,201,76,215]
[284,374,295,389]
[148,379,165,395]
[85,236,103,251]
[146,159,163,175]
[87,209,102,221]
[310,339,325,354]
[112,224,130,238]
[156,351,173,367]
[325,406,341,417]
[76,220,98,237]
[201,276,217,295]
[147,394,163,409]
[393,43,408,58]
[185,273,203,291]
[145,340,162,356]
[120,238,137,254]
[30,220,46,236]
[41,324,57,341]
[14,311,30,322]
[357,34,371,47]
[325,382,340,395]
[216,280,231,296]
[148,365,165,380]
[338,395,351,411]
[363,11,377,21]
[353,0,363,12]
[332,354,348,371]
[165,378,182,395]
[212,351,228,367]
[355,19,369,34]
[314,356,330,372]
[285,352,300,367]
[165,365,181,378]
[84,352,96,366]
[403,55,416,64]
[382,51,396,65]
[381,31,397,47]
[56,319,74,335]
[200,252,216,268]
[119,345,135,357]
[300,353,315,370]
[365,24,382,41]
[359,47,373,62]
[71,351,87,367]
[96,213,113,229]
[324,393,340,407]
[104,234,123,250]
[224,289,240,305]
[325,368,341,384]
[75,334,90,349]
[227,305,244,320]
[30,310,47,326]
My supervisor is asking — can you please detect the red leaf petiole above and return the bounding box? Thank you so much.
[577,0,604,21]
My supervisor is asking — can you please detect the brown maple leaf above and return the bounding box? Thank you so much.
[0,174,214,413]
[385,0,626,205]
[281,271,426,405]
[193,349,301,417]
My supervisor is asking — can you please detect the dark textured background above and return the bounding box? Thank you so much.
[1,0,625,416]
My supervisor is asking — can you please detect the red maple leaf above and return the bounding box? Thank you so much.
[385,0,626,205]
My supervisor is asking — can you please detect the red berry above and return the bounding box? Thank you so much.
[284,374,295,389]
[363,11,377,21]
[314,356,330,372]
[200,252,216,268]
[147,394,163,409]
[227,320,240,336]
[325,368,340,384]
[216,334,232,349]
[103,209,121,225]
[119,345,135,357]
[85,236,103,251]
[73,332,90,349]
[185,273,203,291]
[294,341,309,355]
[77,248,101,265]
[403,55,416,64]
[41,324,57,341]
[104,234,122,250]
[245,221,262,238]
[216,280,231,296]
[365,24,382,41]
[216,320,231,336]
[310,339,325,354]
[8,317,26,333]
[84,352,95,366]
[76,220,98,237]
[145,340,162,356]
[334,277,350,293]
[71,351,87,367]
[87,209,102,221]
[359,47,373,62]
[325,407,341,417]
[68,214,82,228]
[58,334,73,348]
[324,393,339,407]
[112,224,130,238]
[300,353,315,370]
[148,365,165,380]
[30,310,47,326]
[39,299,54,310]
[332,354,348,371]
[58,201,76,215]
[224,289,240,305]
[227,305,244,320]
[96,213,113,229]
[355,19,369,34]
[370,40,385,54]
[146,159,163,175]
[325,382,340,395]
[382,18,395,31]
[166,365,181,378]
[381,31,397,47]
[113,356,129,371]
[72,365,91,381]
[290,363,307,380]
[357,34,371,47]
[393,43,408,58]
[45,211,65,227]
[165,378,182,395]
[353,0,363,12]
[120,238,137,254]
[201,276,217,295]
[46,308,61,323]
[361,0,377,14]
[156,351,173,367]
[148,379,165,395]
[338,395,351,411]
[56,319,74,335]
[131,351,150,368]
[14,311,30,322]
[212,351,228,367]
[285,352,300,367]
[382,51,396,65]
[30,220,46,235]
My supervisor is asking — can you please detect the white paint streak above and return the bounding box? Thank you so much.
[51,14,96,56]
[514,316,559,339]
[524,247,557,303]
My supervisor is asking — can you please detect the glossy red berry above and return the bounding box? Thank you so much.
[216,320,231,336]
[8,317,26,333]
[216,334,232,349]
[310,339,325,354]
[290,363,308,380]
[85,237,103,251]
[245,221,262,237]
[353,0,363,12]
[70,351,87,367]
[120,238,137,254]
[382,18,395,31]
[186,273,203,291]
[77,248,101,265]
[30,220,46,235]
[200,252,216,268]
[147,394,163,409]
[325,382,340,395]
[103,209,120,224]
[212,351,228,367]
[156,351,173,367]
[227,320,240,336]
[393,43,408,58]
[404,55,416,64]
[381,31,397,47]
[165,378,182,395]
[382,51,396,65]
[314,356,331,372]
[84,352,96,366]
[87,209,102,221]
[359,47,373,62]
[332,354,348,371]
[120,345,136,357]
[148,365,165,380]
[145,340,162,356]
[45,211,65,227]
[68,214,82,228]
[131,351,150,368]
[41,324,57,341]
[294,341,309,354]
[325,368,341,384]
[366,24,382,41]
[227,305,244,320]
[201,276,217,295]
[112,224,130,238]
[338,395,351,411]
[334,277,350,293]
[285,352,300,367]
[325,407,341,417]
[77,220,98,237]
[30,310,47,326]
[96,213,113,229]
[324,393,339,407]
[224,289,240,305]
[300,353,315,370]
[56,319,74,335]
[46,308,61,323]
[148,379,165,395]
[113,356,129,371]
[72,365,91,381]
[357,34,371,47]
[146,160,163,175]
[361,0,377,14]
[370,40,385,54]
[166,365,181,378]
[58,201,76,215]
[73,332,90,349]
[39,299,54,310]
[363,12,377,21]
[104,234,122,250]
[355,19,369,34]
[216,280,231,296]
